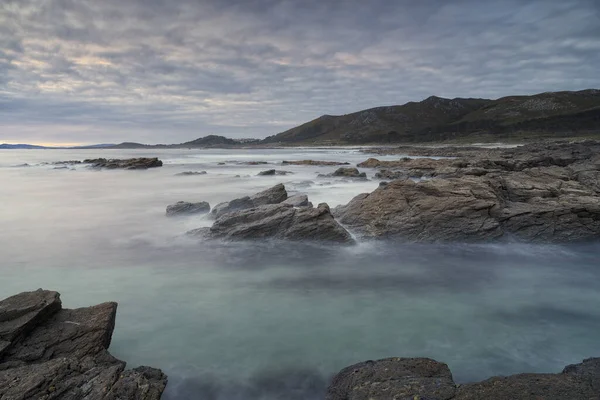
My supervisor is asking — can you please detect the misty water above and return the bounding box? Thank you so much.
[1,148,599,399]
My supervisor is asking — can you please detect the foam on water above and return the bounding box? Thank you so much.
[1,148,599,399]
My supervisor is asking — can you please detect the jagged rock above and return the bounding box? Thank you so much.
[282,194,313,208]
[282,160,350,166]
[211,184,288,218]
[175,171,207,176]
[257,169,293,176]
[331,167,366,178]
[193,203,353,243]
[327,357,600,400]
[83,158,163,170]
[166,201,211,216]
[0,289,167,399]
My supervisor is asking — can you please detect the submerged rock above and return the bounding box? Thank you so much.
[175,171,207,176]
[257,169,293,176]
[83,157,163,170]
[166,201,210,216]
[211,183,288,218]
[0,289,167,399]
[194,203,353,243]
[331,167,367,178]
[327,357,600,400]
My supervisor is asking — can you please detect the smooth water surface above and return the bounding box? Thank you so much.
[1,148,599,399]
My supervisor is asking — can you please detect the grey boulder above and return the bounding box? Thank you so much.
[166,201,211,216]
[282,194,313,208]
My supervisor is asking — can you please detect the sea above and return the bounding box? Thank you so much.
[1,147,599,399]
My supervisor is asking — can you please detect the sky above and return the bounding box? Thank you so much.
[1,0,599,145]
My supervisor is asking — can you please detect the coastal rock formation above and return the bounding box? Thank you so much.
[338,141,600,242]
[326,357,600,400]
[166,201,210,216]
[192,203,353,243]
[83,158,163,170]
[319,167,367,179]
[0,289,167,399]
[211,183,288,218]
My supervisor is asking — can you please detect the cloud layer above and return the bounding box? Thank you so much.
[1,0,599,144]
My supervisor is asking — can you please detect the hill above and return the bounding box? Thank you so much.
[0,143,49,149]
[262,89,600,144]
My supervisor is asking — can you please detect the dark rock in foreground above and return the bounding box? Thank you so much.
[83,157,163,170]
[192,203,353,243]
[327,357,600,400]
[0,289,167,399]
[211,183,288,218]
[166,201,210,216]
[282,194,313,208]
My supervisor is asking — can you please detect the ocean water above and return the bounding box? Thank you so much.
[1,148,599,399]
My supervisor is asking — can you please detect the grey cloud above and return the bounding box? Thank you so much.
[0,0,599,144]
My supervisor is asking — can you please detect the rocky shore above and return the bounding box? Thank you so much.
[326,356,600,400]
[54,158,163,170]
[0,289,167,399]
[335,140,600,242]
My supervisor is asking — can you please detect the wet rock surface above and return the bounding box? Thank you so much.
[257,169,293,176]
[175,171,207,176]
[282,160,350,166]
[327,357,600,400]
[339,141,600,242]
[0,289,167,400]
[166,201,210,216]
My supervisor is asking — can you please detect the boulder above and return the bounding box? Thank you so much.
[211,184,288,218]
[327,357,600,400]
[193,203,353,243]
[282,194,313,208]
[166,201,210,216]
[83,158,163,170]
[0,289,167,399]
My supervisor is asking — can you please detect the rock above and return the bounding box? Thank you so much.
[374,169,409,180]
[0,289,167,399]
[175,171,207,176]
[166,201,211,216]
[282,160,350,166]
[335,171,600,242]
[327,357,600,400]
[282,194,313,208]
[257,169,293,176]
[195,203,354,243]
[211,184,288,218]
[326,357,456,400]
[331,167,367,178]
[83,158,163,170]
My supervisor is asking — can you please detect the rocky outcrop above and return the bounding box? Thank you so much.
[0,289,167,399]
[211,184,288,218]
[326,357,600,400]
[166,201,210,216]
[83,158,163,170]
[319,167,367,179]
[257,169,293,176]
[282,160,350,166]
[192,203,353,243]
[337,141,600,243]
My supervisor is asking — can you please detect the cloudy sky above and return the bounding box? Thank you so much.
[1,0,599,145]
